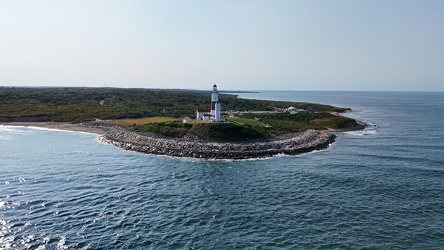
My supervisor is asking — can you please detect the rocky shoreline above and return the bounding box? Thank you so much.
[1,122,337,159]
[101,126,336,159]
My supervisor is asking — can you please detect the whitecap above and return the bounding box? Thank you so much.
[345,129,377,136]
[57,236,68,250]
[0,200,8,208]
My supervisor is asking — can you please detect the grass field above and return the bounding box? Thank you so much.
[108,117,179,126]
[108,113,363,139]
[226,117,265,127]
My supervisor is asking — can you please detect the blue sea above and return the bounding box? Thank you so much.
[1,91,444,249]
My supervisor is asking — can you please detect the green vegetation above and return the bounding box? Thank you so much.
[133,121,192,138]
[130,112,363,140]
[133,121,265,141]
[0,87,214,122]
[231,112,362,137]
[0,87,364,140]
[188,123,265,141]
[226,117,265,127]
[129,112,362,140]
[109,117,179,126]
[0,87,349,122]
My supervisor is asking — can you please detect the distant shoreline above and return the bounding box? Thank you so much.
[1,122,344,159]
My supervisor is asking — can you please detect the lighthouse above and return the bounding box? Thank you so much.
[211,84,221,122]
[211,84,218,116]
[196,84,222,122]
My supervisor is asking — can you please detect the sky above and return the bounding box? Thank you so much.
[0,0,443,91]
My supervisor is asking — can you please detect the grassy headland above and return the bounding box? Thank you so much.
[0,87,364,141]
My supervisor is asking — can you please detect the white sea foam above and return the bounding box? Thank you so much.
[345,129,377,136]
[21,126,97,135]
[0,124,98,136]
[0,125,33,134]
[342,120,377,136]
[57,236,68,250]
[0,125,32,140]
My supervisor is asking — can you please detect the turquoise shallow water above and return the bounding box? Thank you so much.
[1,91,444,249]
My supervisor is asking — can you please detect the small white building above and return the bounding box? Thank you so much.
[196,109,212,121]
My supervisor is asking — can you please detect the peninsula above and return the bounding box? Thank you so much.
[0,86,365,159]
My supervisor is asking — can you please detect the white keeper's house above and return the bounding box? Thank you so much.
[196,84,222,122]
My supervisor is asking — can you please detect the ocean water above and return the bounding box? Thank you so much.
[1,91,444,249]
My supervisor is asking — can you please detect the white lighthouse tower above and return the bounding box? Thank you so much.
[211,84,218,115]
[196,84,222,122]
[210,84,221,122]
